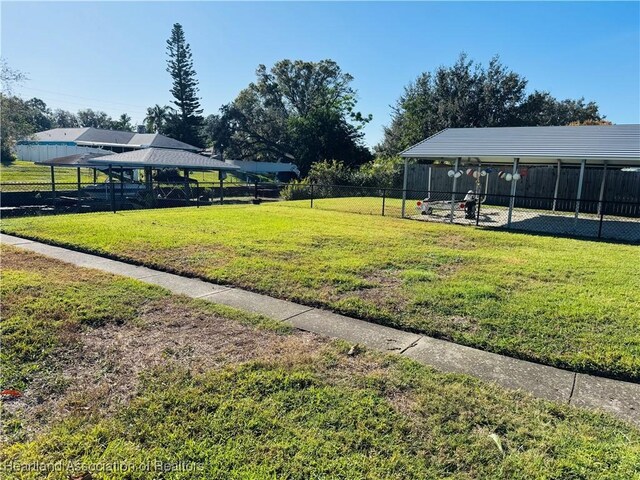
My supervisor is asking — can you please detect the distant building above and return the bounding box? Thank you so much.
[17,127,199,163]
[223,159,300,181]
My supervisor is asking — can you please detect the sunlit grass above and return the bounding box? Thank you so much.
[2,202,639,380]
[2,247,639,479]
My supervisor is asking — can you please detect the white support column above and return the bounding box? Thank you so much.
[449,157,461,223]
[597,161,608,216]
[427,164,432,198]
[575,159,586,221]
[552,159,561,211]
[401,157,409,218]
[475,162,482,195]
[507,158,519,228]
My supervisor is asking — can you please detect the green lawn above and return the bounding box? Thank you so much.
[2,202,639,381]
[1,247,638,479]
[0,160,106,185]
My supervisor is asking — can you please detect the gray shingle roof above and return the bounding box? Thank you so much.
[31,128,90,142]
[29,128,199,151]
[129,133,199,151]
[87,148,240,171]
[400,125,640,166]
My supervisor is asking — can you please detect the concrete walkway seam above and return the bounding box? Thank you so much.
[2,232,638,426]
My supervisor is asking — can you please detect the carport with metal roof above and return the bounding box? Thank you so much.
[398,124,640,241]
[41,148,241,213]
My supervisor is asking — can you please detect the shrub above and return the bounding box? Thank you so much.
[280,179,311,200]
[306,157,404,189]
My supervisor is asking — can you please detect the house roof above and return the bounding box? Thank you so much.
[223,159,301,176]
[87,148,241,171]
[26,128,199,151]
[400,125,640,166]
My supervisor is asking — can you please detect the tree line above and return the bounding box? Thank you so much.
[2,24,608,175]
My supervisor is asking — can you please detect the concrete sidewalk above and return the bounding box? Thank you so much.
[2,233,638,426]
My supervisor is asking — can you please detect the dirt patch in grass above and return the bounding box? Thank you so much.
[3,296,317,438]
[333,270,409,312]
[3,248,639,478]
[3,205,640,380]
[4,290,407,442]
[121,243,234,276]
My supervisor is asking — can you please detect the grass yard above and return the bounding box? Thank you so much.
[2,203,639,381]
[0,160,245,187]
[1,247,638,479]
[0,160,106,185]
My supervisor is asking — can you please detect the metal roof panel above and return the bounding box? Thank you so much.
[400,125,640,165]
[87,148,240,171]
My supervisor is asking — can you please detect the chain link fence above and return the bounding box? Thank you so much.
[0,180,283,216]
[1,179,638,242]
[280,183,640,242]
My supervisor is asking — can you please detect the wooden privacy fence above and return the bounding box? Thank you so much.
[405,163,640,216]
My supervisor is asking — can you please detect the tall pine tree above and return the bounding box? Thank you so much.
[166,23,203,147]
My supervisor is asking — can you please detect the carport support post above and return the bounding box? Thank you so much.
[401,157,409,218]
[597,161,608,216]
[575,159,586,222]
[449,157,461,223]
[184,169,190,206]
[50,166,56,209]
[119,166,124,200]
[507,158,519,228]
[144,166,154,207]
[427,164,432,197]
[109,164,116,213]
[552,160,561,211]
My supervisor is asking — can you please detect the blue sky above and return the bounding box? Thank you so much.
[2,1,639,147]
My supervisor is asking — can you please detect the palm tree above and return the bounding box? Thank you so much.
[144,104,172,133]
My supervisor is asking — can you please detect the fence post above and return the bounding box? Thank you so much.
[475,193,482,226]
[219,178,224,204]
[381,188,386,216]
[254,181,259,200]
[50,166,56,210]
[598,195,605,239]
[507,158,519,228]
[76,167,81,211]
[310,182,314,208]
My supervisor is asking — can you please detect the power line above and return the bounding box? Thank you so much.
[20,94,149,118]
[18,85,154,110]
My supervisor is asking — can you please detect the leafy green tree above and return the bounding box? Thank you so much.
[1,60,29,162]
[51,109,79,128]
[24,98,52,132]
[77,108,115,129]
[165,23,203,147]
[202,113,233,157]
[145,104,173,133]
[112,113,133,131]
[0,96,53,162]
[514,91,603,126]
[377,53,605,155]
[213,59,372,176]
[1,96,33,163]
[0,58,27,95]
